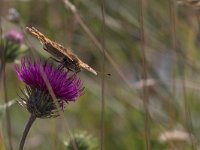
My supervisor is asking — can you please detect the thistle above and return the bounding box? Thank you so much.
[16,58,84,149]
[16,58,84,116]
[0,28,25,150]
[5,29,23,44]
[7,8,21,23]
[0,29,26,63]
[64,132,98,150]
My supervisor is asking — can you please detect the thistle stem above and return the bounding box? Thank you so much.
[2,63,13,150]
[19,115,36,150]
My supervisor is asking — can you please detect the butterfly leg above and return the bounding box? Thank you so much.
[47,57,62,63]
[57,64,64,70]
[57,57,72,70]
[75,69,81,74]
[46,57,65,70]
[61,58,74,71]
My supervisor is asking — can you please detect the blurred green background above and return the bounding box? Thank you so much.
[1,0,200,149]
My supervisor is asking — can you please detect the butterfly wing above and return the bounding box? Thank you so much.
[78,60,97,75]
[26,27,73,61]
[26,27,97,75]
[67,53,97,75]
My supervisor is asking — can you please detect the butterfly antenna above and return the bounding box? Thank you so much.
[96,71,111,76]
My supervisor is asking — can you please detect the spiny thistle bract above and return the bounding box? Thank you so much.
[16,58,84,118]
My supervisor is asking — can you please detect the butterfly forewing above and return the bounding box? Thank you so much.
[26,27,72,60]
[26,27,97,75]
[79,60,97,75]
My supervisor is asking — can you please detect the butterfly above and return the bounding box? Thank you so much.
[26,27,97,75]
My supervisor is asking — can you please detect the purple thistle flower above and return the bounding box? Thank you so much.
[16,58,84,117]
[5,29,24,44]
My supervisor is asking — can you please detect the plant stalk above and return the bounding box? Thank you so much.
[2,63,13,150]
[19,115,36,150]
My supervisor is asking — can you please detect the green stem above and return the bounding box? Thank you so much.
[2,63,13,150]
[19,115,36,150]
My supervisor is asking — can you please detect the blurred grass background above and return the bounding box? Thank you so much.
[1,0,200,149]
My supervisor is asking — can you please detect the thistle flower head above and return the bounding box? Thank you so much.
[16,58,84,118]
[0,29,25,63]
[5,29,23,44]
[7,8,20,23]
[64,132,98,150]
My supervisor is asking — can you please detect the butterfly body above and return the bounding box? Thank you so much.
[26,27,97,75]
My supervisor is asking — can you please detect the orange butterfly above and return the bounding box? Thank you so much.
[26,27,97,75]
